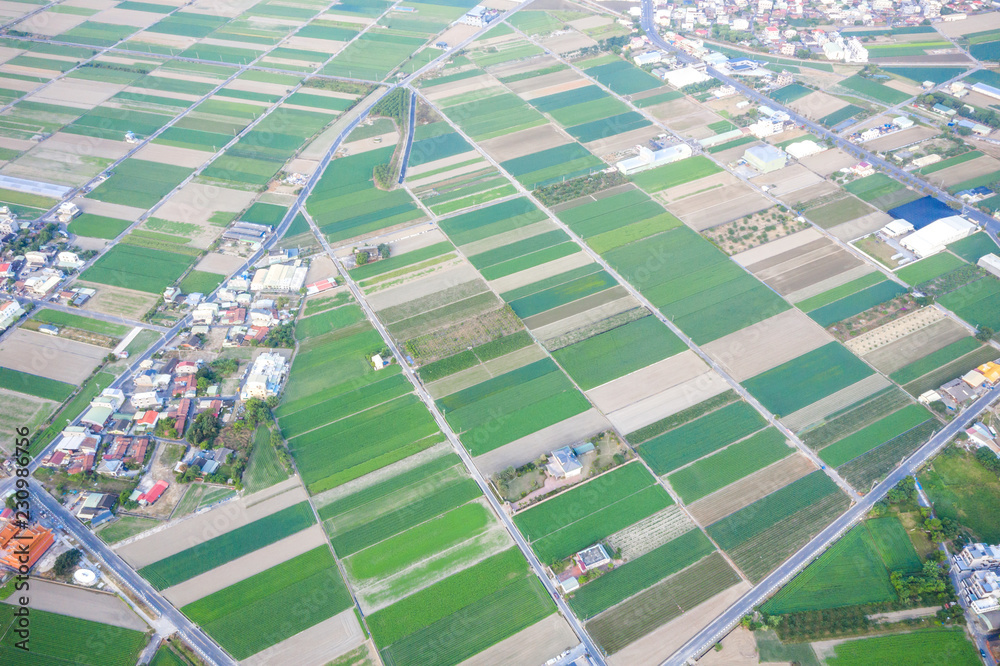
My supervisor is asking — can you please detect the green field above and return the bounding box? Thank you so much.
[552,317,685,390]
[0,605,148,665]
[139,502,316,589]
[501,143,604,189]
[0,366,75,401]
[839,74,911,104]
[32,309,129,336]
[771,83,812,104]
[81,244,196,294]
[762,517,921,614]
[178,270,224,294]
[801,388,912,450]
[808,280,908,327]
[97,515,158,544]
[242,426,288,494]
[87,159,191,208]
[948,231,1000,263]
[922,448,1000,543]
[667,429,790,503]
[896,252,966,285]
[631,156,721,192]
[67,213,131,239]
[638,401,767,475]
[183,546,352,659]
[794,272,884,311]
[826,629,979,665]
[819,104,864,127]
[940,275,1000,332]
[743,343,875,417]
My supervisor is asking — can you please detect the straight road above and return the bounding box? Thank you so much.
[300,208,607,664]
[397,90,418,184]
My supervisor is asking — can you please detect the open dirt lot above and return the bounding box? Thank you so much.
[587,350,709,411]
[459,614,579,666]
[4,579,147,631]
[479,123,570,161]
[776,179,841,208]
[79,281,160,320]
[688,454,815,524]
[367,263,480,311]
[751,163,825,198]
[696,626,759,666]
[115,479,307,568]
[242,608,364,666]
[739,232,865,296]
[195,252,246,276]
[865,126,938,152]
[155,184,255,238]
[5,132,132,186]
[541,30,598,54]
[32,78,123,109]
[862,315,968,374]
[789,91,849,121]
[585,125,661,158]
[651,100,721,135]
[938,10,1000,36]
[134,142,211,169]
[658,170,730,204]
[798,148,857,176]
[475,408,611,473]
[783,374,891,431]
[827,210,893,242]
[0,329,104,383]
[702,309,834,382]
[600,368,732,435]
[607,581,752,666]
[437,23,479,47]
[163,524,328,607]
[667,181,771,230]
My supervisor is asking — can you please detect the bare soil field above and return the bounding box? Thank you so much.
[243,608,364,666]
[702,309,834,382]
[845,305,944,355]
[304,255,338,283]
[163,524,328,607]
[461,219,556,256]
[923,154,1000,188]
[569,15,614,30]
[4,133,131,186]
[643,96,705,125]
[115,481,308,568]
[659,171,731,204]
[479,123,569,161]
[783,374,892,431]
[343,130,400,156]
[587,350,707,413]
[459,614,578,666]
[798,148,857,176]
[22,10,88,35]
[3,579,146,631]
[78,281,159,320]
[92,6,163,27]
[865,126,937,153]
[694,625,759,666]
[507,68,586,97]
[407,153,484,178]
[488,55,561,79]
[585,125,661,158]
[195,252,246,276]
[862,315,967,374]
[789,91,849,120]
[827,210,893,242]
[603,368,731,435]
[531,296,640,345]
[427,364,492,398]
[541,30,598,54]
[688,454,816,524]
[155,184,256,242]
[367,263,480,311]
[423,74,504,103]
[751,163,824,198]
[437,23,479,47]
[777,180,841,208]
[669,182,771,230]
[134,142,211,169]
[0,329,104,383]
[475,408,611,473]
[606,581,752,666]
[742,240,864,296]
[785,263,876,304]
[32,78,123,108]
[938,11,1000,36]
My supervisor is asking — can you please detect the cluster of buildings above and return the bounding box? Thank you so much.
[0,514,54,571]
[878,214,977,259]
[615,143,693,175]
[919,361,1000,411]
[163,279,293,348]
[850,116,915,145]
[2,247,85,300]
[458,5,500,27]
[241,352,289,400]
[956,543,1000,630]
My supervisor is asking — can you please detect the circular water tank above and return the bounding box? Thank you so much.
[73,569,96,586]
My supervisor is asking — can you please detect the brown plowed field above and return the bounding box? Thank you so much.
[687,454,816,525]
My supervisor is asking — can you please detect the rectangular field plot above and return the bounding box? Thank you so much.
[666,429,791,503]
[0,366,74,401]
[940,275,1000,333]
[819,404,933,468]
[514,463,672,563]
[583,59,662,95]
[139,502,316,590]
[445,91,547,141]
[707,471,850,581]
[501,143,604,189]
[604,226,789,344]
[80,244,195,294]
[181,546,353,660]
[437,357,591,456]
[636,400,768,475]
[558,187,677,240]
[630,155,721,193]
[86,158,192,208]
[800,387,912,449]
[439,197,548,246]
[824,629,980,666]
[742,342,875,418]
[807,280,908,327]
[948,231,1000,263]
[67,213,131,239]
[838,75,912,105]
[552,316,685,390]
[837,419,939,491]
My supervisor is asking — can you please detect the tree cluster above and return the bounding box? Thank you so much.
[256,323,295,348]
[186,411,221,448]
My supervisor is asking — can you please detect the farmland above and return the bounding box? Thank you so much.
[0,606,148,665]
[80,244,196,294]
[0,366,74,401]
[818,404,933,467]
[826,629,979,665]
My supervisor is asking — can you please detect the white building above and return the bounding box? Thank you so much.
[972,82,1000,102]
[0,300,25,330]
[881,219,915,238]
[56,251,83,270]
[250,262,308,293]
[892,116,914,129]
[900,216,977,258]
[979,253,1000,279]
[616,144,693,175]
[459,5,493,27]
[844,38,869,63]
[744,144,787,173]
[241,352,288,399]
[663,65,712,88]
[633,51,662,66]
[749,117,785,138]
[785,139,823,159]
[57,201,80,223]
[130,391,161,410]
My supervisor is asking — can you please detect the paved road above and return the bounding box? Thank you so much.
[397,90,418,184]
[300,208,607,664]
